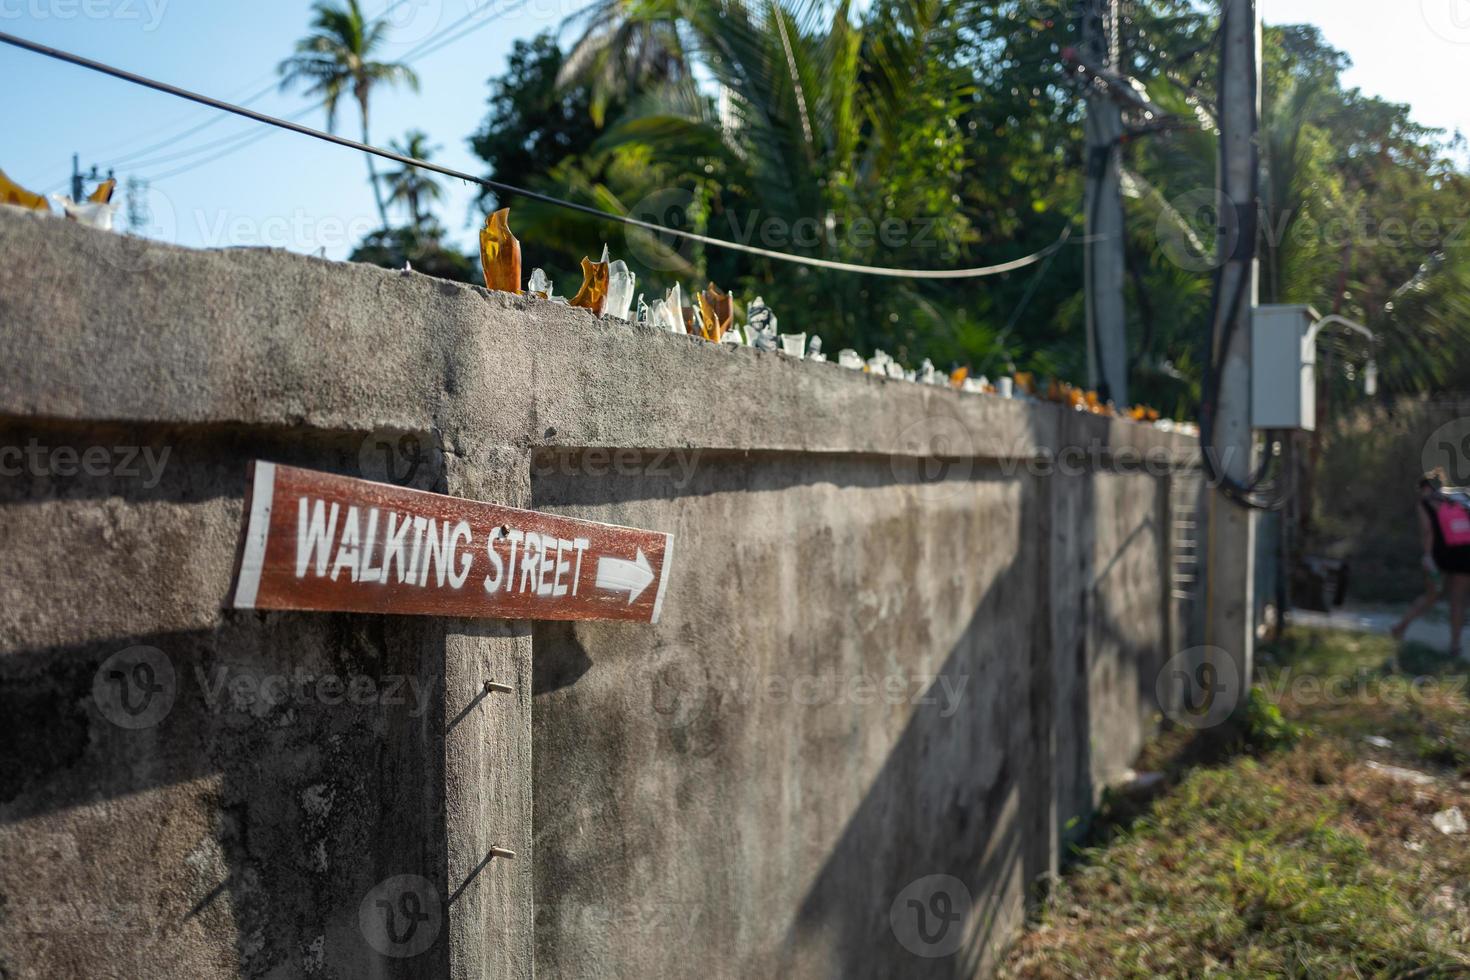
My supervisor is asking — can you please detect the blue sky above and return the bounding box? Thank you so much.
[3,0,1465,260]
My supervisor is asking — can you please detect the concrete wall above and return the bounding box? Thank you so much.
[0,207,1195,978]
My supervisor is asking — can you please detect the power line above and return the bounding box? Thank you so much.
[0,30,1072,280]
[126,106,312,171]
[96,0,426,171]
[89,73,280,165]
[405,3,537,64]
[105,80,280,168]
[143,109,321,182]
[125,0,526,179]
[395,0,519,63]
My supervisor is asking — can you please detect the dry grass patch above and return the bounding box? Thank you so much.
[1002,629,1470,979]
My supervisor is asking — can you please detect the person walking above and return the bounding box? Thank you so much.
[1392,470,1470,658]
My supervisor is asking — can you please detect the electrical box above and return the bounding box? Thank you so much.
[1251,304,1317,432]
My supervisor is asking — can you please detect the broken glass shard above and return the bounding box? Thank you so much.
[606,258,636,321]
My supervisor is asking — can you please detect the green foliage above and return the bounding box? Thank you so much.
[457,2,1470,406]
[349,223,478,283]
[1238,686,1301,752]
[1312,397,1470,601]
[468,34,609,214]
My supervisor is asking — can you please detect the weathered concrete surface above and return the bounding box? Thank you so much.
[0,207,1195,978]
[0,209,1193,468]
[531,455,1051,977]
[0,421,462,979]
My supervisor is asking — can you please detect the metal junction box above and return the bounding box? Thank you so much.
[1251,304,1317,432]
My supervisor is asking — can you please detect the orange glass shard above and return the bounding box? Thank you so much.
[570,255,609,315]
[0,168,50,212]
[1013,372,1035,395]
[950,366,970,388]
[695,292,721,342]
[88,178,117,204]
[699,282,732,342]
[479,208,522,294]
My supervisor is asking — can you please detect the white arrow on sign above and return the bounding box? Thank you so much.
[595,548,655,604]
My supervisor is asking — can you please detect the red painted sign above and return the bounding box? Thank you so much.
[230,462,674,623]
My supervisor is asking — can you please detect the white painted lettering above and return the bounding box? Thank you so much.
[505,529,524,592]
[484,526,507,592]
[552,538,571,597]
[518,532,540,594]
[295,497,339,578]
[447,520,472,589]
[383,512,412,583]
[330,505,362,581]
[407,516,429,585]
[571,538,590,595]
[360,508,383,582]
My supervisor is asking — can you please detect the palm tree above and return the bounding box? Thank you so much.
[279,0,419,228]
[549,0,979,352]
[380,130,445,232]
[557,0,687,126]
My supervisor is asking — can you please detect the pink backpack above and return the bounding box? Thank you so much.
[1436,493,1470,548]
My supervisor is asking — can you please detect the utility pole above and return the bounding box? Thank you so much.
[70,153,113,202]
[1080,0,1129,406]
[1202,0,1260,694]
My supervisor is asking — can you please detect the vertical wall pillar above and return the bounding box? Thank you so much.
[442,448,534,980]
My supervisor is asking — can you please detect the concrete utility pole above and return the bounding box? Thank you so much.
[1081,0,1129,406]
[1202,0,1260,693]
[70,153,113,202]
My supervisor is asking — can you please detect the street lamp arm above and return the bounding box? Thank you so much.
[1305,314,1375,348]
[1305,314,1379,396]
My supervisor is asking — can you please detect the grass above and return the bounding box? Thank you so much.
[1000,629,1470,979]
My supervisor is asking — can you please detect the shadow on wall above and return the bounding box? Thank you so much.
[779,547,1054,978]
[528,441,1169,977]
[781,475,1164,976]
[0,420,464,979]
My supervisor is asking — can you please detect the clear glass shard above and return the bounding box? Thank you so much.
[779,333,807,358]
[606,259,636,321]
[52,195,117,231]
[528,268,553,299]
[661,285,686,333]
[838,349,864,370]
[746,295,780,351]
[747,295,777,336]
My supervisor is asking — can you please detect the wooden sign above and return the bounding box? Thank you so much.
[231,462,674,623]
